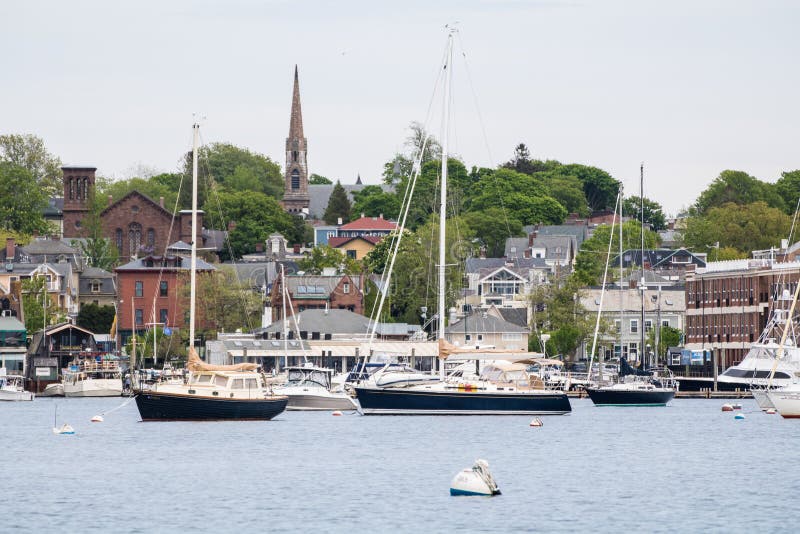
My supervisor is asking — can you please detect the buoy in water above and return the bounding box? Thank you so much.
[721,404,734,412]
[529,417,543,427]
[53,424,75,435]
[91,415,104,423]
[332,410,343,417]
[766,408,777,415]
[734,413,745,420]
[450,459,501,496]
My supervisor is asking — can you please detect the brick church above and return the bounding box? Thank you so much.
[61,166,201,259]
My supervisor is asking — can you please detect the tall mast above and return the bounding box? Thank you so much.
[189,123,199,351]
[619,185,624,368]
[281,263,288,373]
[438,29,454,380]
[639,163,646,368]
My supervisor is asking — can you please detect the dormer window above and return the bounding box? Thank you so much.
[90,280,101,293]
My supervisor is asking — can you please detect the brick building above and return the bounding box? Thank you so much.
[684,259,800,367]
[115,254,215,343]
[61,166,202,260]
[270,272,364,322]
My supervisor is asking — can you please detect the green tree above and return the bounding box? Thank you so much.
[351,185,400,220]
[466,167,567,225]
[382,154,414,185]
[21,276,66,332]
[573,220,661,285]
[694,170,785,214]
[76,303,116,334]
[309,173,332,185]
[463,208,524,258]
[323,181,353,225]
[647,325,683,359]
[501,143,560,175]
[623,196,667,232]
[187,267,263,337]
[0,134,63,197]
[399,158,472,229]
[298,245,361,275]
[0,162,49,235]
[529,275,595,358]
[775,170,800,214]
[543,175,590,217]
[72,189,119,270]
[682,201,791,256]
[548,164,619,212]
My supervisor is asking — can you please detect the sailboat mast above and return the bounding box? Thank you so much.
[189,123,199,351]
[619,185,624,368]
[639,163,646,368]
[438,30,454,379]
[281,263,288,372]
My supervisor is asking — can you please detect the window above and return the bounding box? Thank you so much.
[477,334,484,341]
[115,229,123,252]
[346,250,357,259]
[147,228,155,248]
[159,309,168,324]
[135,281,143,297]
[292,150,298,162]
[343,282,350,294]
[645,320,653,333]
[129,222,142,255]
[291,169,300,189]
[614,320,621,333]
[159,280,168,297]
[630,319,638,333]
[135,309,143,326]
[661,320,670,328]
[466,334,472,341]
[69,178,74,200]
[90,280,101,293]
[502,333,522,341]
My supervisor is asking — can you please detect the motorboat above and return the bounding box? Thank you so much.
[63,358,123,397]
[0,370,34,401]
[40,383,65,397]
[133,123,287,422]
[274,364,357,411]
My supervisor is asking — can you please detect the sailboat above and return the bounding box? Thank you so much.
[134,122,288,421]
[763,273,800,418]
[586,165,676,406]
[353,29,571,416]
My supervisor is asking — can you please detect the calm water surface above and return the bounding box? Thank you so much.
[3,397,798,533]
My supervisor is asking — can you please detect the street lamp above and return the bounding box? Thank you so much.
[540,333,551,357]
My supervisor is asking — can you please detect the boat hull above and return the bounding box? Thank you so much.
[354,387,571,415]
[135,391,288,421]
[586,387,675,406]
[283,393,357,411]
[0,390,34,401]
[767,390,800,418]
[64,379,123,397]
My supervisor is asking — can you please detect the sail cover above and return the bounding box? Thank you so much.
[186,347,259,372]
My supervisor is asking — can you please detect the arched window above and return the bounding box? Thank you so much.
[115,228,123,252]
[291,169,300,189]
[292,150,298,162]
[147,228,155,249]
[129,223,142,256]
[75,178,81,200]
[69,178,74,200]
[83,177,89,200]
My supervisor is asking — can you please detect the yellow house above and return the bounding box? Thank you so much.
[328,235,384,261]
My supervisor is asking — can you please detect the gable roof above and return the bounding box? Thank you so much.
[465,257,548,274]
[504,237,529,258]
[264,308,373,335]
[100,190,173,218]
[328,235,384,248]
[339,216,397,231]
[612,248,706,269]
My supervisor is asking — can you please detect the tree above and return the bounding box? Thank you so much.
[529,275,596,359]
[204,190,297,260]
[125,327,184,363]
[694,170,785,214]
[545,164,619,212]
[0,134,63,197]
[543,175,590,217]
[0,162,49,235]
[187,267,263,337]
[21,276,66,331]
[623,196,667,232]
[323,181,352,225]
[298,245,361,275]
[573,220,661,285]
[501,143,560,175]
[682,201,791,256]
[351,185,400,220]
[405,121,441,166]
[309,173,332,185]
[399,158,471,229]
[72,189,119,270]
[647,325,683,359]
[463,208,524,258]
[466,167,567,225]
[76,303,116,334]
[382,154,414,185]
[775,170,800,214]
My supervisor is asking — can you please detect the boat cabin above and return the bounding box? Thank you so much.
[285,366,332,389]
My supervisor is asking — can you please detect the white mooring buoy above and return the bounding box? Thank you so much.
[529,417,543,427]
[332,410,343,417]
[766,408,777,415]
[450,459,501,496]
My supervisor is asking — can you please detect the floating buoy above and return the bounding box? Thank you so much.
[529,417,543,427]
[332,410,343,417]
[450,459,501,496]
[53,424,75,435]
[91,415,104,423]
[721,404,734,412]
[734,413,745,420]
[731,403,742,410]
[766,408,777,415]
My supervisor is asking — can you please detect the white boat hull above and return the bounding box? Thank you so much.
[40,383,65,397]
[64,379,123,397]
[0,389,34,401]
[767,390,800,418]
[274,388,358,411]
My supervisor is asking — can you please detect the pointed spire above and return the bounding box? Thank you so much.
[289,65,304,139]
[356,173,362,185]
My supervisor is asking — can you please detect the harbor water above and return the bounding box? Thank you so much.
[4,398,797,533]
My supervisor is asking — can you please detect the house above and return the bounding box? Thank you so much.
[612,248,707,281]
[328,235,383,260]
[462,257,549,311]
[115,254,215,343]
[313,215,397,247]
[445,311,529,351]
[0,315,26,374]
[78,267,116,308]
[0,262,80,325]
[270,272,364,322]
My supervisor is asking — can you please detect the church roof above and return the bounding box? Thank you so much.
[289,65,304,140]
[100,190,173,218]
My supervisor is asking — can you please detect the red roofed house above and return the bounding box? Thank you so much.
[328,235,384,260]
[323,215,397,260]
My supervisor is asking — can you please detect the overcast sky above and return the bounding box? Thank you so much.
[3,0,799,215]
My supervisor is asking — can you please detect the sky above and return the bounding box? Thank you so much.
[2,0,799,216]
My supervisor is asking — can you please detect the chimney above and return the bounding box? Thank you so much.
[379,213,383,219]
[337,217,342,225]
[5,238,15,261]
[479,245,487,259]
[361,212,365,219]
[255,242,264,253]
[159,196,165,209]
[108,195,113,206]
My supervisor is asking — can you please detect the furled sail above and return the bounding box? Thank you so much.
[186,346,258,372]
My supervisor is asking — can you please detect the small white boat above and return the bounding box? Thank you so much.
[0,371,34,401]
[274,365,357,411]
[63,358,123,397]
[40,383,65,397]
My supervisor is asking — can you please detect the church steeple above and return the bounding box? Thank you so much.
[281,65,310,215]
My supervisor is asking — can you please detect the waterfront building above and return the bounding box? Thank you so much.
[26,323,99,392]
[269,271,364,321]
[0,315,26,374]
[461,257,549,312]
[445,310,529,351]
